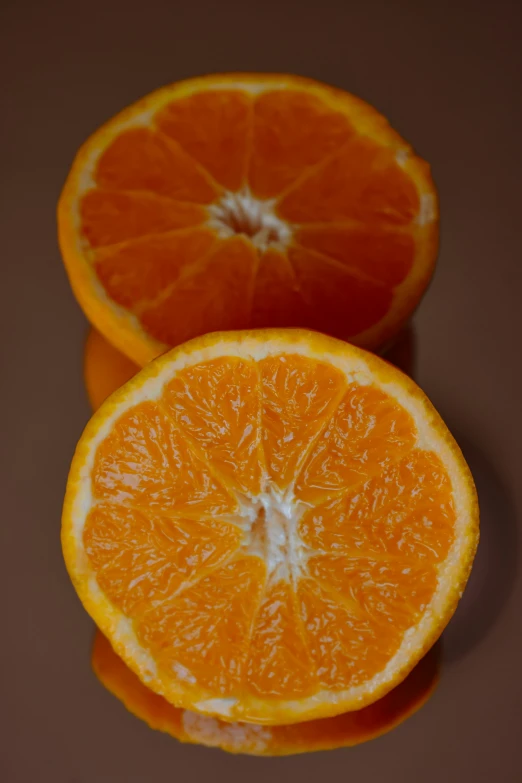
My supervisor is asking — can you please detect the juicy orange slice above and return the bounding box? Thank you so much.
[92,630,439,755]
[63,329,477,724]
[59,74,438,366]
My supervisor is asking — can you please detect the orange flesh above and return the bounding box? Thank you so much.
[92,630,439,755]
[78,87,429,349]
[155,90,252,192]
[83,354,455,704]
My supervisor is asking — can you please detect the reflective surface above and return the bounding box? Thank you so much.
[2,1,521,780]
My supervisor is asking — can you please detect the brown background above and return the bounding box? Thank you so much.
[2,0,522,780]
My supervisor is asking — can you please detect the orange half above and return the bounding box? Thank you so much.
[59,74,438,366]
[92,630,439,756]
[63,329,477,724]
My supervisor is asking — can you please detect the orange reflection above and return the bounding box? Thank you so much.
[92,630,439,756]
[84,328,139,410]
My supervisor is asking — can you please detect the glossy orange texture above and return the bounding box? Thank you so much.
[92,631,440,755]
[64,328,477,723]
[59,75,438,366]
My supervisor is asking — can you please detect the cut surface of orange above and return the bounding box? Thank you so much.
[63,330,477,724]
[59,74,438,366]
[92,630,439,756]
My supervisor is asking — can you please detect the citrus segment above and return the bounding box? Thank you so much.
[298,449,456,560]
[92,228,217,311]
[156,90,251,191]
[287,245,393,338]
[91,400,236,516]
[92,629,440,755]
[298,579,400,689]
[63,330,478,724]
[248,89,353,198]
[259,354,346,490]
[139,235,256,346]
[277,136,420,225]
[163,356,263,496]
[84,505,242,616]
[250,248,310,328]
[136,557,266,696]
[308,556,437,637]
[294,382,417,505]
[245,580,317,698]
[295,225,415,287]
[80,190,206,248]
[95,127,219,202]
[59,74,439,366]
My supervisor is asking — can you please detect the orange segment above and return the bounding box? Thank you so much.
[92,629,440,755]
[163,357,263,495]
[80,190,206,248]
[92,400,236,516]
[295,225,415,286]
[155,90,252,191]
[95,127,219,202]
[278,136,420,225]
[250,248,310,329]
[84,505,241,616]
[308,556,438,636]
[298,579,400,689]
[245,580,317,699]
[259,354,347,490]
[295,382,417,505]
[92,227,217,311]
[63,330,478,724]
[59,74,439,366]
[136,557,266,696]
[298,449,456,561]
[139,235,257,346]
[248,89,353,198]
[287,245,393,339]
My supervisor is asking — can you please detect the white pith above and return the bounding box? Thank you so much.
[207,189,292,250]
[239,489,305,580]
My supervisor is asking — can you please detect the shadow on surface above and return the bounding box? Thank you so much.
[388,327,519,665]
[438,429,518,664]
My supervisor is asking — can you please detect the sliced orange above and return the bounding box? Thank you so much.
[59,74,438,366]
[63,329,477,724]
[92,630,439,756]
